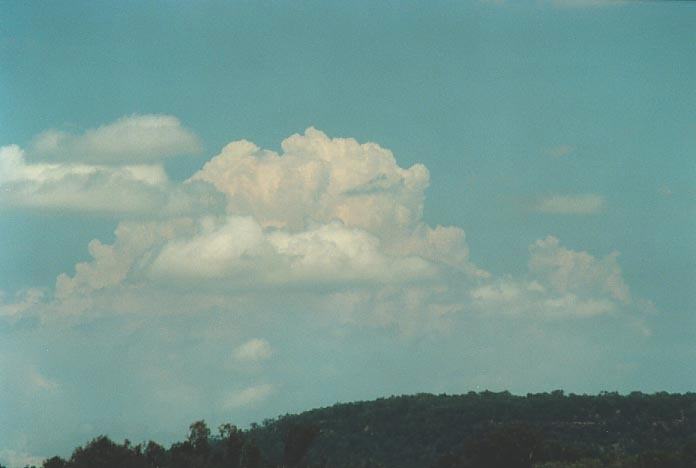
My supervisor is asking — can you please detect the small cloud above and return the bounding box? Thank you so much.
[658,186,673,197]
[28,368,59,392]
[0,448,45,468]
[0,144,221,215]
[222,383,274,409]
[536,194,604,215]
[233,338,273,363]
[546,145,575,158]
[0,288,44,321]
[545,0,626,8]
[29,114,201,164]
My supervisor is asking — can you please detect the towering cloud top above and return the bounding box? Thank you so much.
[192,127,429,234]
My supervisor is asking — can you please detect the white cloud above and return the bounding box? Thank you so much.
[536,194,604,214]
[4,128,639,331]
[0,288,44,321]
[233,339,273,363]
[470,236,633,319]
[28,368,59,392]
[30,114,201,164]
[149,216,269,280]
[0,144,222,215]
[191,127,429,234]
[0,123,659,468]
[529,235,630,303]
[658,185,673,197]
[545,0,625,7]
[546,145,575,158]
[55,218,197,301]
[0,448,45,468]
[222,383,274,409]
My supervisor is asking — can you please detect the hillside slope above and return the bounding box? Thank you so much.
[247,391,696,467]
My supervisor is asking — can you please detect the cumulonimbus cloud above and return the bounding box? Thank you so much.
[2,123,642,330]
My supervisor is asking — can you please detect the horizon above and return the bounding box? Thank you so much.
[1,1,695,466]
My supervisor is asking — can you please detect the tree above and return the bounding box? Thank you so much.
[461,424,543,468]
[188,420,212,455]
[42,457,68,468]
[69,436,146,468]
[143,441,166,467]
[239,440,262,468]
[219,423,245,468]
[282,424,320,467]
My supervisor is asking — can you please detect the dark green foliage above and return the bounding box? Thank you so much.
[239,440,263,468]
[143,441,166,467]
[39,392,696,468]
[68,436,148,468]
[219,423,245,468]
[460,424,543,468]
[282,424,320,467]
[42,457,68,468]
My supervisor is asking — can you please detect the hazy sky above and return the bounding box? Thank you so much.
[1,1,695,466]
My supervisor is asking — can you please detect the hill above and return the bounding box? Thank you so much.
[248,391,696,467]
[32,391,696,468]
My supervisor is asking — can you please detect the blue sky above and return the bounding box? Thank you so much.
[1,1,695,466]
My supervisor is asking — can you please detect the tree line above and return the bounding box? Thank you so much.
[9,391,696,468]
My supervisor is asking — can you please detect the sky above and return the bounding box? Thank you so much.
[1,0,695,466]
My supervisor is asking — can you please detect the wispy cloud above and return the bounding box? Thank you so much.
[29,114,201,164]
[222,384,274,409]
[536,194,604,214]
[233,338,273,363]
[546,145,575,158]
[545,0,626,8]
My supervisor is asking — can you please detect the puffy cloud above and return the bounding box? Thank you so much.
[0,125,656,463]
[0,288,44,321]
[8,128,637,330]
[233,339,273,363]
[191,127,429,234]
[29,114,201,164]
[149,216,269,281]
[222,384,274,409]
[55,218,196,302]
[0,144,222,215]
[529,236,630,303]
[535,194,604,214]
[0,449,45,468]
[470,236,632,318]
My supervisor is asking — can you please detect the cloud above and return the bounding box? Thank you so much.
[29,114,201,164]
[222,384,274,409]
[546,145,575,158]
[5,127,636,330]
[0,144,222,215]
[0,448,45,468]
[535,194,604,214]
[545,0,626,7]
[470,235,632,319]
[0,124,656,462]
[233,339,273,363]
[191,127,429,234]
[529,235,629,303]
[28,368,59,392]
[658,185,673,197]
[0,288,44,322]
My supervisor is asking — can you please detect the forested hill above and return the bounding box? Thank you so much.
[34,391,696,468]
[248,391,696,467]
